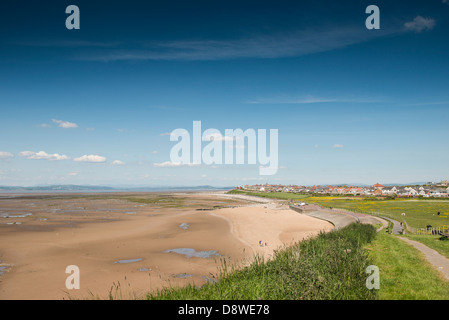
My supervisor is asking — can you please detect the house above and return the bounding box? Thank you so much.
[429,187,447,197]
[398,187,419,197]
[436,180,449,187]
[382,186,398,196]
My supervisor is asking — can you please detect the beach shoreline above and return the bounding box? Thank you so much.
[0,191,332,300]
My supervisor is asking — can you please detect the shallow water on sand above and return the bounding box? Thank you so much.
[164,248,220,259]
[179,223,190,230]
[113,258,142,264]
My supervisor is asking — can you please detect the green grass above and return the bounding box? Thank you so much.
[228,190,449,229]
[227,189,309,201]
[305,197,449,229]
[402,234,449,259]
[365,232,449,299]
[145,223,378,300]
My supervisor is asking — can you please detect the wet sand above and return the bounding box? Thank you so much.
[0,192,332,300]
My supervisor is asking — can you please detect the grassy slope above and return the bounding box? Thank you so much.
[402,234,449,259]
[146,223,378,300]
[365,232,449,299]
[228,190,449,299]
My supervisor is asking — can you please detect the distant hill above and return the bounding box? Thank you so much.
[0,185,115,192]
[0,184,233,192]
[126,185,232,191]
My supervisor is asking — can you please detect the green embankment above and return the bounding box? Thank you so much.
[365,232,449,299]
[146,223,378,300]
[227,190,449,299]
[402,234,449,259]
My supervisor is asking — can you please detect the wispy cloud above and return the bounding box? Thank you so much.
[52,119,78,129]
[404,16,436,33]
[0,151,14,159]
[333,144,344,148]
[74,155,106,163]
[402,101,449,106]
[75,26,396,62]
[153,161,199,167]
[247,95,377,105]
[111,160,125,165]
[17,40,121,48]
[19,150,70,161]
[203,133,235,142]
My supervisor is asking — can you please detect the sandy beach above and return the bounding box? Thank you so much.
[0,192,332,300]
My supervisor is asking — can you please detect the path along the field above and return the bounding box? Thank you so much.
[398,237,449,281]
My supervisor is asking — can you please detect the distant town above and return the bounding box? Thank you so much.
[236,180,449,198]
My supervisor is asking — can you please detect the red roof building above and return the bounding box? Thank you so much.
[373,183,384,188]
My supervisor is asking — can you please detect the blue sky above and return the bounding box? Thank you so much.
[0,0,448,187]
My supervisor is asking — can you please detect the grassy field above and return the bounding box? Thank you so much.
[402,234,449,259]
[145,223,378,300]
[305,197,449,229]
[228,189,310,201]
[366,232,449,299]
[229,190,449,229]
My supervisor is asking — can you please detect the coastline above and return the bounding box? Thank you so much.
[0,191,332,300]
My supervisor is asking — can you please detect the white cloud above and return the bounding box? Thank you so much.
[152,150,158,154]
[111,160,125,165]
[404,16,435,33]
[19,150,70,161]
[333,144,344,148]
[52,119,78,129]
[159,132,171,136]
[201,174,207,178]
[153,161,199,167]
[0,151,14,159]
[74,155,107,163]
[68,172,79,176]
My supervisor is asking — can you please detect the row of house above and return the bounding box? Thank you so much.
[239,181,449,198]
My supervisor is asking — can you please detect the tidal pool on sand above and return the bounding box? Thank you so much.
[113,258,142,264]
[164,248,220,259]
